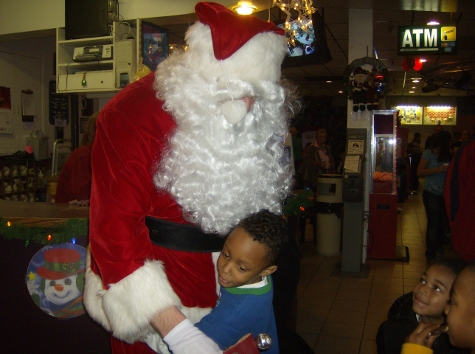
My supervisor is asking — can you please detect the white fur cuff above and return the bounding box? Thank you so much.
[84,251,111,332]
[85,259,182,344]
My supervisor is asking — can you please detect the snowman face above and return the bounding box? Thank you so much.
[44,274,81,305]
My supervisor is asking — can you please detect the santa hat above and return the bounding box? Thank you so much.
[191,2,286,124]
[37,248,83,280]
[195,2,285,61]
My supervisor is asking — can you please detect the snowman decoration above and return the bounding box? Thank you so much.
[33,247,85,318]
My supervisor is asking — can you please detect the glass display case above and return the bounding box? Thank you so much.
[371,110,398,194]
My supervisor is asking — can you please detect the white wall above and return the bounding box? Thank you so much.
[0,0,235,36]
[0,36,58,156]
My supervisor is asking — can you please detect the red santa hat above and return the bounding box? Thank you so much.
[195,2,285,60]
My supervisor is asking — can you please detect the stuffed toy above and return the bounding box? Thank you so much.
[366,69,382,111]
[351,66,369,112]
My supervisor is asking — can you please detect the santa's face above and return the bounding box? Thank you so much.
[44,274,81,305]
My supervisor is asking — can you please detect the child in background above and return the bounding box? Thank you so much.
[401,264,475,354]
[193,209,288,353]
[377,258,468,354]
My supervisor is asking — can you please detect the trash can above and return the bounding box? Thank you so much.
[316,174,343,256]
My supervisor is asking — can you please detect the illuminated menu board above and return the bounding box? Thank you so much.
[397,106,423,125]
[423,106,456,125]
[395,105,456,125]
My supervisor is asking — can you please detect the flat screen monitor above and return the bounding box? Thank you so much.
[276,10,332,68]
[65,0,111,40]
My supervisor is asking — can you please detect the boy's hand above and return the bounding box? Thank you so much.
[405,322,444,348]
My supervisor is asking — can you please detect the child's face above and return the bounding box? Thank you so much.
[217,226,276,288]
[445,268,475,350]
[412,264,456,322]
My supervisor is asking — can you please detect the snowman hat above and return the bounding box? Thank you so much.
[195,2,285,60]
[36,248,83,280]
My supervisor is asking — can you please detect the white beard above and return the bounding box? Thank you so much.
[152,49,292,236]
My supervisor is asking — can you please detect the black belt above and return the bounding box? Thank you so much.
[145,216,225,252]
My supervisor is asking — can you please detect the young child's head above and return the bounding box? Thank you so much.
[217,210,289,289]
[412,258,467,324]
[445,264,475,352]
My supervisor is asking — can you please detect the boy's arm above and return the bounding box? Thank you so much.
[152,307,222,354]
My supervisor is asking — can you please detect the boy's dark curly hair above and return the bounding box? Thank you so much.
[428,257,468,276]
[237,209,289,265]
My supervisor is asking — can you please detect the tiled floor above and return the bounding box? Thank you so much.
[293,188,457,354]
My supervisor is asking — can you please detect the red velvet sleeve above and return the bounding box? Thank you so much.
[89,75,178,287]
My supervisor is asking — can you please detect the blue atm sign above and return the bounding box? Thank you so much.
[398,25,457,54]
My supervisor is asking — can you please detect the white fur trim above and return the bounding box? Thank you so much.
[183,22,286,85]
[84,250,111,331]
[84,256,182,344]
[221,100,247,124]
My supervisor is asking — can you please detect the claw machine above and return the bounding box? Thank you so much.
[367,110,398,259]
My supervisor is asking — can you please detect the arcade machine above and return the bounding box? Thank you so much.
[367,110,401,260]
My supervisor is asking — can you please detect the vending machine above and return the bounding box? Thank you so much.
[367,110,399,259]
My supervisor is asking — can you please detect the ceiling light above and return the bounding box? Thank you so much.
[412,79,420,83]
[232,1,256,15]
[326,80,332,83]
[409,91,415,93]
[419,59,427,62]
[427,21,440,25]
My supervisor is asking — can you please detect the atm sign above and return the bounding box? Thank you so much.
[398,25,457,54]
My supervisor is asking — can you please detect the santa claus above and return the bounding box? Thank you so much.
[84,2,296,353]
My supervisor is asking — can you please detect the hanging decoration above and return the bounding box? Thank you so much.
[0,218,88,246]
[272,0,316,48]
[342,57,390,112]
[26,243,87,318]
[402,57,423,72]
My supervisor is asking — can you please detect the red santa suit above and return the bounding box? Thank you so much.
[84,3,289,354]
[444,137,475,263]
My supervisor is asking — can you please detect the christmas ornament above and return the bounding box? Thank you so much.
[26,243,87,318]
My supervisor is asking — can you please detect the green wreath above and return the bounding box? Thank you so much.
[342,56,391,101]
